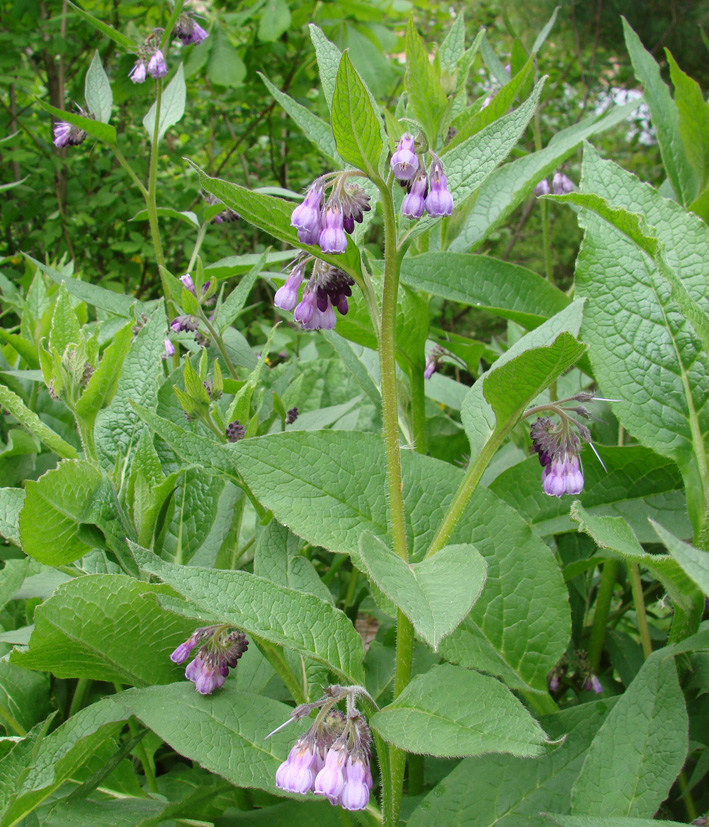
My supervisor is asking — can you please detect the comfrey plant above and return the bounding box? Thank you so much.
[3,9,708,827]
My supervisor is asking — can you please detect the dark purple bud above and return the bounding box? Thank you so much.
[201,280,212,296]
[424,158,454,217]
[286,407,299,424]
[390,133,418,181]
[343,215,355,234]
[226,420,245,442]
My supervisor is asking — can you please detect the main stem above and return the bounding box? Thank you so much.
[377,180,411,827]
[146,80,166,270]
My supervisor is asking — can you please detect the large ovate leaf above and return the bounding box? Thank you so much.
[132,547,365,683]
[371,664,553,758]
[84,51,112,125]
[650,520,709,597]
[355,532,486,651]
[461,301,585,462]
[400,252,569,329]
[10,575,199,686]
[408,700,615,827]
[19,460,103,565]
[547,818,689,827]
[143,64,186,142]
[571,651,688,817]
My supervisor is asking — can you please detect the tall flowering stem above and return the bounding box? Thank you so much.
[146,78,165,269]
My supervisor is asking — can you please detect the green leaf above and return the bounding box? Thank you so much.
[571,502,703,635]
[547,817,690,827]
[67,0,135,50]
[622,18,697,205]
[75,323,132,428]
[405,18,448,145]
[143,64,186,142]
[84,51,112,125]
[35,99,116,146]
[309,24,341,111]
[260,74,338,161]
[331,51,385,178]
[408,700,614,827]
[0,699,126,826]
[130,206,199,228]
[231,432,570,693]
[19,460,102,565]
[355,533,486,650]
[49,283,81,356]
[490,446,688,542]
[0,663,49,736]
[0,488,25,546]
[461,301,585,462]
[573,148,709,510]
[10,575,199,686]
[216,252,267,333]
[321,332,381,413]
[667,51,709,190]
[115,684,309,794]
[649,520,709,597]
[95,302,167,471]
[571,651,688,817]
[132,547,366,682]
[258,0,291,42]
[0,384,78,459]
[401,252,569,329]
[371,664,553,758]
[207,30,246,87]
[450,99,641,251]
[437,11,466,74]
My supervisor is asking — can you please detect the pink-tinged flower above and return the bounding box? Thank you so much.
[176,626,248,694]
[162,338,176,359]
[180,273,197,295]
[274,265,305,312]
[291,182,324,245]
[275,742,317,794]
[552,172,574,195]
[185,653,226,694]
[318,205,347,254]
[147,49,167,78]
[294,291,317,327]
[170,315,199,333]
[542,454,584,498]
[170,630,204,663]
[53,121,87,148]
[391,133,418,181]
[533,178,550,197]
[424,157,454,217]
[584,674,602,694]
[339,757,370,811]
[129,60,147,84]
[189,22,209,44]
[402,170,428,220]
[314,747,347,804]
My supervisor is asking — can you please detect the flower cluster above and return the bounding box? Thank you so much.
[530,415,585,498]
[391,134,453,219]
[548,650,603,695]
[274,255,354,331]
[170,625,248,694]
[173,13,209,45]
[533,172,575,197]
[424,345,445,380]
[226,420,245,442]
[290,175,370,252]
[53,120,87,149]
[129,29,171,83]
[271,686,374,812]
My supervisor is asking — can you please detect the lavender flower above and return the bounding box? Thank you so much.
[276,742,317,794]
[424,346,444,380]
[162,338,176,359]
[552,172,575,194]
[129,60,147,84]
[533,178,550,197]
[147,49,168,78]
[318,205,347,254]
[180,273,197,295]
[530,415,586,498]
[274,265,305,312]
[424,157,454,217]
[542,454,584,497]
[170,315,199,333]
[339,757,371,811]
[174,14,209,45]
[314,747,347,804]
[390,133,418,181]
[584,674,603,694]
[173,625,248,694]
[402,169,428,220]
[291,181,324,245]
[53,121,87,148]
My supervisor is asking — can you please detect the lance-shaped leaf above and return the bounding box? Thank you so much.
[571,651,688,817]
[370,664,553,758]
[132,547,365,683]
[449,98,641,251]
[355,532,486,651]
[75,323,132,428]
[408,700,614,827]
[10,575,199,686]
[143,64,186,142]
[461,301,585,463]
[0,385,77,459]
[405,18,448,145]
[84,51,112,125]
[571,502,703,635]
[650,520,709,597]
[67,0,135,50]
[309,24,341,111]
[114,684,310,795]
[35,99,116,146]
[331,51,385,179]
[400,252,569,329]
[667,51,709,191]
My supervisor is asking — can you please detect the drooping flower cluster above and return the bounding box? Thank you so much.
[53,120,88,149]
[391,134,454,220]
[274,254,354,331]
[271,685,374,812]
[129,29,171,83]
[424,345,445,380]
[290,175,371,252]
[530,415,585,498]
[170,625,248,694]
[548,650,603,696]
[173,13,209,45]
[533,172,575,197]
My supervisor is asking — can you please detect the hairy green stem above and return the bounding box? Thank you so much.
[128,718,158,793]
[408,363,427,454]
[69,677,91,718]
[628,562,652,658]
[256,639,306,705]
[587,558,619,672]
[199,312,239,380]
[146,80,166,269]
[187,223,208,274]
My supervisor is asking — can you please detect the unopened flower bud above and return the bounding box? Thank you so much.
[180,273,197,295]
[226,420,245,442]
